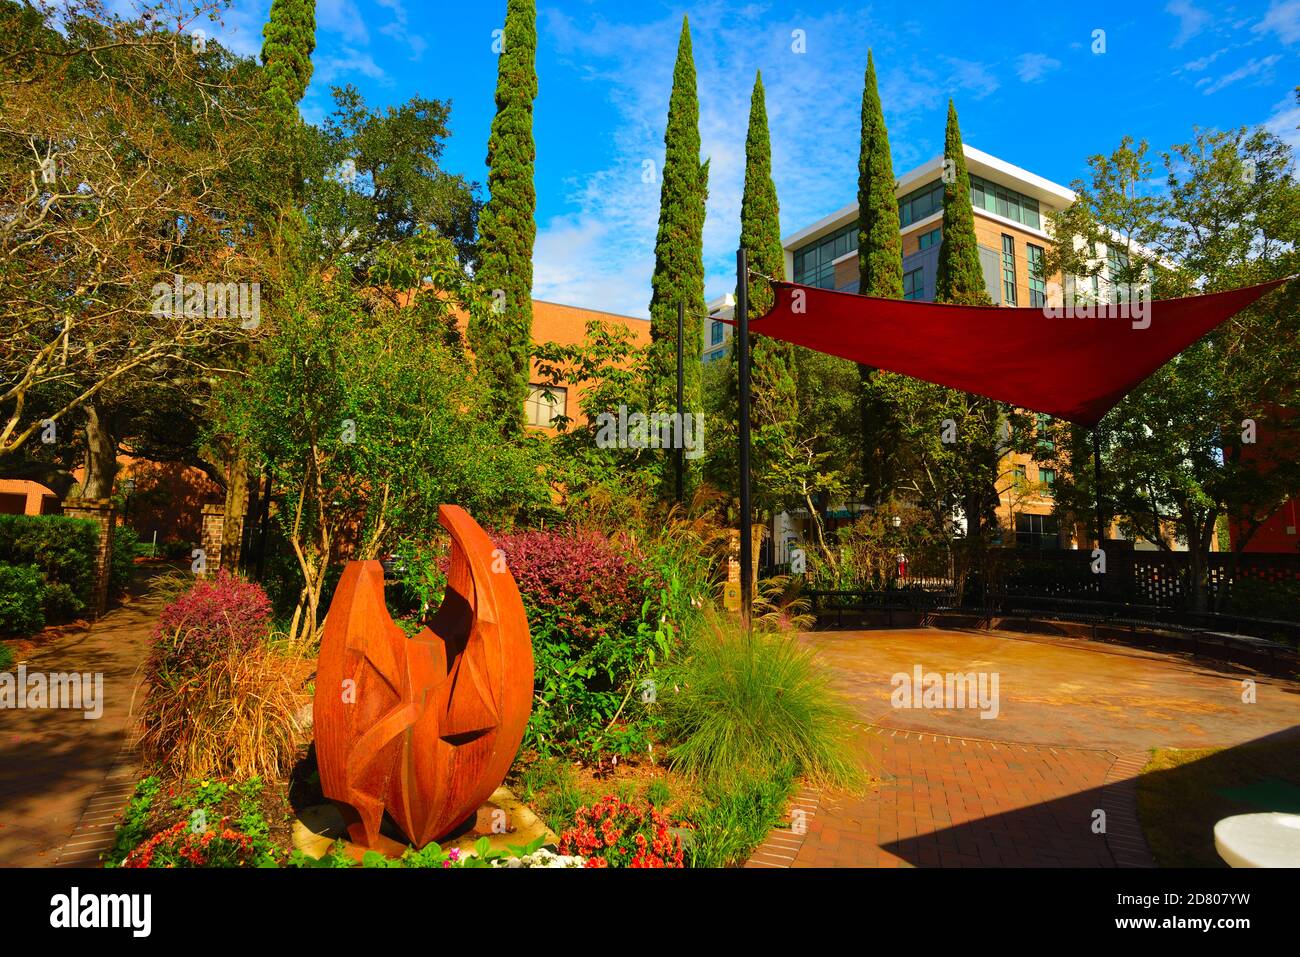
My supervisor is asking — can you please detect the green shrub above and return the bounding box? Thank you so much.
[0,563,46,636]
[656,614,862,789]
[0,641,14,670]
[0,514,98,608]
[41,582,84,621]
[684,767,795,868]
[110,524,143,598]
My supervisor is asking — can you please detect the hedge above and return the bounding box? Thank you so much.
[0,514,98,612]
[0,563,46,636]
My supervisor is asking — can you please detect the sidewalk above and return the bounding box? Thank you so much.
[0,575,161,867]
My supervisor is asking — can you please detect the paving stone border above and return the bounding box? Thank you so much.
[742,786,821,868]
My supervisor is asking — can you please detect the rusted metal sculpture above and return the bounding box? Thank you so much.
[313,505,533,852]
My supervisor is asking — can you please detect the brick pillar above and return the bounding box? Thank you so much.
[62,499,116,618]
[199,503,225,578]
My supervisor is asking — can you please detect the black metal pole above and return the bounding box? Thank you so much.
[737,249,752,630]
[1092,427,1105,551]
[676,300,685,506]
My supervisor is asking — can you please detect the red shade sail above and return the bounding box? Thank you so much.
[737,278,1290,426]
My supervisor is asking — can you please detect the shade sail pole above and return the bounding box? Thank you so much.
[1092,427,1105,552]
[675,301,685,506]
[737,248,752,631]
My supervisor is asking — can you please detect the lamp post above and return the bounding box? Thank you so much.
[676,301,685,506]
[737,248,752,631]
[121,477,135,522]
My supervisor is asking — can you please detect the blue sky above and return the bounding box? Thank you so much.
[206,0,1300,317]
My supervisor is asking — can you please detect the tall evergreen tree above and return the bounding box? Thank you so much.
[933,100,1000,542]
[738,71,798,514]
[473,0,538,437]
[647,17,708,449]
[260,0,317,118]
[934,100,991,306]
[857,51,903,299]
[856,49,905,504]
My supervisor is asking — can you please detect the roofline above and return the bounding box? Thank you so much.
[531,299,650,324]
[781,144,1078,251]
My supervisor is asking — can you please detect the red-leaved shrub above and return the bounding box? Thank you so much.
[558,796,686,868]
[491,529,651,643]
[150,571,272,677]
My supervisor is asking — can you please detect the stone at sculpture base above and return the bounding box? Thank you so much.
[292,787,558,862]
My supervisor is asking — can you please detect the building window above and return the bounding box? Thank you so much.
[898,179,945,228]
[917,227,942,251]
[1015,512,1059,549]
[703,349,725,364]
[903,268,924,301]
[1036,412,1054,452]
[1027,243,1047,308]
[792,224,858,287]
[970,174,1041,229]
[710,320,724,346]
[525,384,566,428]
[1001,234,1017,306]
[1038,467,1056,496]
[1014,464,1027,482]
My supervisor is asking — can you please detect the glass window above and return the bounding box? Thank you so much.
[710,320,724,346]
[1038,468,1056,495]
[1027,243,1047,307]
[1001,234,1017,306]
[793,223,858,286]
[918,227,941,251]
[903,268,924,301]
[526,385,566,428]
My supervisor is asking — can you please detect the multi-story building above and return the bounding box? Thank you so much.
[710,144,1169,554]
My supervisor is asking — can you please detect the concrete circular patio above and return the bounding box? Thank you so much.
[746,627,1300,869]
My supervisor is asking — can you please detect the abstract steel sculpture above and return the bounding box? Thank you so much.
[313,505,534,853]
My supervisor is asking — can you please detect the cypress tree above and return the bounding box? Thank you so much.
[857,51,903,299]
[473,0,538,436]
[856,49,904,504]
[647,17,707,431]
[260,0,317,118]
[934,100,992,306]
[738,71,798,511]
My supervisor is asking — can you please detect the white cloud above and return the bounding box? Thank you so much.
[1197,54,1282,94]
[1263,92,1300,156]
[1015,53,1061,83]
[1253,0,1300,44]
[314,47,387,85]
[1166,0,1212,48]
[942,57,1000,99]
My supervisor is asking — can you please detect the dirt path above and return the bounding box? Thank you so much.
[0,574,161,867]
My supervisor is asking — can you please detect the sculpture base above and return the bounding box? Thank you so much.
[293,787,558,863]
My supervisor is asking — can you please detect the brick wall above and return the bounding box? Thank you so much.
[60,499,116,617]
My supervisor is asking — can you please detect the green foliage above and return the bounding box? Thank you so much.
[1039,128,1300,607]
[656,614,862,790]
[856,49,906,504]
[109,523,142,598]
[934,101,991,306]
[647,15,708,486]
[857,50,904,300]
[684,767,795,868]
[0,514,97,609]
[304,87,481,268]
[104,776,161,868]
[0,641,12,670]
[472,0,538,436]
[260,0,316,117]
[0,563,44,636]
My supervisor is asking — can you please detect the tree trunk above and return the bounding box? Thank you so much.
[81,401,118,499]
